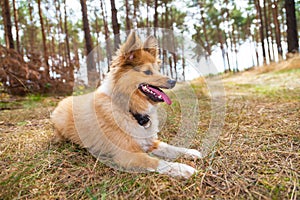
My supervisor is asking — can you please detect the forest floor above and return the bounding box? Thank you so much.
[0,56,299,199]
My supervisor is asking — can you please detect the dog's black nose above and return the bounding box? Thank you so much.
[167,79,176,88]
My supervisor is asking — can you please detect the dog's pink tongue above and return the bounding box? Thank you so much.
[149,87,172,105]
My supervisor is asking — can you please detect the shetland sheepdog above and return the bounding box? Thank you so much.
[51,32,202,179]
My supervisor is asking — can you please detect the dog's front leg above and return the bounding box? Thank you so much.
[149,140,202,160]
[114,152,197,179]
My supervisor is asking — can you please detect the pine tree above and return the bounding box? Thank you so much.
[285,0,299,53]
[37,0,50,78]
[271,0,282,58]
[80,0,98,86]
[111,0,120,50]
[12,0,20,53]
[1,0,15,49]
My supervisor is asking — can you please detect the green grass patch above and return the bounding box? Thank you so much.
[0,101,22,110]
[0,94,59,110]
[16,121,28,126]
[274,68,300,74]
[228,83,300,100]
[22,94,44,109]
[72,85,95,96]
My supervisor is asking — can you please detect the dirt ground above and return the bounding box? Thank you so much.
[0,56,299,199]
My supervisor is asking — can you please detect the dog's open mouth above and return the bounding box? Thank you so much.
[138,84,172,105]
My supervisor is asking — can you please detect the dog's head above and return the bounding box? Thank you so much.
[109,32,176,113]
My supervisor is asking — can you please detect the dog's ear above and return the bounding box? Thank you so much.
[120,32,142,61]
[143,36,158,58]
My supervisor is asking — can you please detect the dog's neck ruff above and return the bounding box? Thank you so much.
[130,110,151,128]
[97,75,114,96]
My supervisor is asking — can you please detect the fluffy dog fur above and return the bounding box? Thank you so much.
[51,32,202,179]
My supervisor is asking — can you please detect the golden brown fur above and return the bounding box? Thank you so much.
[51,32,201,178]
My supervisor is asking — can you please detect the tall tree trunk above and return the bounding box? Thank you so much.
[80,0,93,55]
[55,0,62,66]
[12,0,20,53]
[64,0,71,67]
[263,0,272,62]
[94,11,100,47]
[163,2,170,76]
[164,51,168,76]
[110,0,120,50]
[28,1,35,54]
[227,28,235,69]
[172,53,177,80]
[254,30,260,66]
[272,0,282,58]
[225,41,231,71]
[37,0,49,78]
[64,0,73,83]
[254,0,266,64]
[45,17,54,76]
[232,25,239,72]
[182,41,185,81]
[80,0,98,86]
[217,26,227,71]
[73,40,80,70]
[51,35,56,73]
[94,10,102,84]
[199,2,211,56]
[285,0,299,53]
[146,0,150,27]
[125,0,131,31]
[267,0,275,61]
[59,0,65,66]
[223,1,231,71]
[100,0,112,71]
[164,2,169,29]
[1,0,15,49]
[154,0,158,28]
[168,56,173,79]
[279,4,286,46]
[254,4,260,66]
[133,0,139,28]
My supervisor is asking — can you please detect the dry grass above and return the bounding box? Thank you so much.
[0,57,299,199]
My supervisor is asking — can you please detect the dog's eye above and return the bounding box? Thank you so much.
[143,70,153,75]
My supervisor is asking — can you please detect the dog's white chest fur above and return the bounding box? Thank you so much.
[112,101,159,152]
[97,81,160,152]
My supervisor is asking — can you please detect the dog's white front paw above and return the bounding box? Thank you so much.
[184,149,202,160]
[156,160,197,179]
